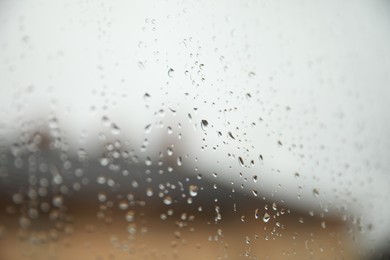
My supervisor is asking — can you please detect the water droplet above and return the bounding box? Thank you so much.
[127,223,137,235]
[110,123,121,135]
[12,193,23,204]
[252,189,258,197]
[189,185,198,197]
[252,175,258,183]
[321,221,326,229]
[97,192,107,202]
[163,196,173,205]
[263,213,270,223]
[177,156,182,166]
[52,195,63,208]
[101,116,110,126]
[19,216,31,229]
[255,208,260,219]
[168,68,174,77]
[313,188,320,197]
[143,93,151,101]
[97,175,106,184]
[227,132,235,140]
[201,120,209,131]
[144,124,152,134]
[100,157,110,166]
[48,116,59,129]
[145,157,152,166]
[294,172,300,179]
[138,61,145,70]
[119,201,129,210]
[146,187,153,197]
[238,157,244,167]
[248,71,256,78]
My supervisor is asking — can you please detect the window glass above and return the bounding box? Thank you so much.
[0,0,390,259]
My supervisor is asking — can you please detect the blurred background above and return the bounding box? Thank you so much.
[0,0,390,259]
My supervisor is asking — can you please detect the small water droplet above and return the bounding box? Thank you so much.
[201,120,209,131]
[263,212,270,223]
[100,157,110,166]
[313,188,320,197]
[125,210,135,222]
[252,189,258,197]
[227,132,235,140]
[189,185,198,197]
[127,223,137,235]
[145,157,152,166]
[144,124,152,134]
[248,71,256,78]
[119,201,129,210]
[101,115,110,126]
[146,187,153,197]
[255,209,260,219]
[143,93,151,101]
[138,61,145,70]
[110,123,121,135]
[168,68,174,77]
[177,156,182,166]
[163,196,173,205]
[238,157,244,167]
[52,195,63,208]
[12,193,23,204]
[321,221,326,229]
[98,192,107,202]
[48,116,59,129]
[252,175,258,183]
